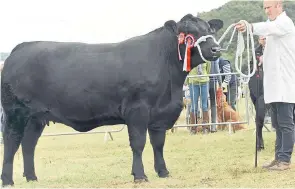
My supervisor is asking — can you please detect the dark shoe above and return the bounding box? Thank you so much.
[189,112,197,134]
[202,111,210,134]
[210,124,217,133]
[268,161,291,171]
[202,111,210,124]
[190,112,197,124]
[262,159,278,169]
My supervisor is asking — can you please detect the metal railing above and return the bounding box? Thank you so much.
[42,125,126,142]
[174,72,252,134]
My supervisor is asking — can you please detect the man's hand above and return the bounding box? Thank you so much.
[235,20,253,33]
[235,21,246,32]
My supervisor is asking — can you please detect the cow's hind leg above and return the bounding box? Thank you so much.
[148,128,169,178]
[21,117,46,182]
[126,105,149,183]
[1,114,25,186]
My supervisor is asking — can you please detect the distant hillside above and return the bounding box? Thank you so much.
[198,0,295,69]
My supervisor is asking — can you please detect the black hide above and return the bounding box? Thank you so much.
[0,13,223,186]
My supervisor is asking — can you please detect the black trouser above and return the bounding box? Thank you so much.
[270,102,295,163]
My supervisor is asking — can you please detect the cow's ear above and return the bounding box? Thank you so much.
[164,20,177,33]
[208,19,223,32]
[180,14,194,22]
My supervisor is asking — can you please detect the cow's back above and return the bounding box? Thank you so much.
[2,28,177,128]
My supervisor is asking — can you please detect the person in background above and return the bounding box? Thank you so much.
[218,57,238,111]
[186,62,211,134]
[183,83,191,125]
[209,58,222,133]
[236,0,295,171]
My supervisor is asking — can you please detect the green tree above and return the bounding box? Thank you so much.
[198,0,295,68]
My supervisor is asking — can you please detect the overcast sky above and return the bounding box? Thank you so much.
[0,0,231,52]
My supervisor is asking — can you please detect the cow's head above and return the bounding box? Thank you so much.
[167,14,223,72]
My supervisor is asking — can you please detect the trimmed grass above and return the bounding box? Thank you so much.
[1,123,295,188]
[0,97,294,188]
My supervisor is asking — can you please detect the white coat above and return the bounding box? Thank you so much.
[252,11,295,104]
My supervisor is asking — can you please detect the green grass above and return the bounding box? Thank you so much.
[1,122,295,188]
[0,97,295,188]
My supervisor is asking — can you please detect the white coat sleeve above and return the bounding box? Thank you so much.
[252,18,293,37]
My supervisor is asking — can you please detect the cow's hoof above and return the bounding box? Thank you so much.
[26,176,38,182]
[2,177,14,188]
[2,184,14,188]
[134,176,149,183]
[2,182,14,188]
[23,173,38,182]
[158,170,169,178]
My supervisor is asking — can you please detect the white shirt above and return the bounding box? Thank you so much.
[252,11,295,104]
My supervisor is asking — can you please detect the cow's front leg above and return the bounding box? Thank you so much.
[148,128,169,178]
[126,105,148,183]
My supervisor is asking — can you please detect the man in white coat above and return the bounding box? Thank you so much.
[236,0,295,171]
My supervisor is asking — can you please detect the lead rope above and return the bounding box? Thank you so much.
[217,20,257,84]
[217,20,260,167]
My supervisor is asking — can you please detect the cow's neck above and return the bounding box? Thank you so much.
[169,61,187,102]
[158,29,188,101]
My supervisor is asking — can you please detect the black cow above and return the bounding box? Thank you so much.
[0,14,223,186]
[247,44,267,151]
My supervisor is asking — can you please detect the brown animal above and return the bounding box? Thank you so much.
[183,97,191,109]
[216,87,244,131]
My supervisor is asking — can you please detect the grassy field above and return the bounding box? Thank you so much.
[1,97,295,188]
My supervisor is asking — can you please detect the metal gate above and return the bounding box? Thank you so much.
[173,72,253,134]
[42,125,126,142]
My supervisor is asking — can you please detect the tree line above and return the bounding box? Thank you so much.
[198,0,295,70]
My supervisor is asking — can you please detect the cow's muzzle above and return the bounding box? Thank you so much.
[211,46,221,58]
[211,46,221,54]
[194,35,220,62]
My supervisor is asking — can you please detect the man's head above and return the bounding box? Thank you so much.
[258,36,266,47]
[263,0,283,21]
